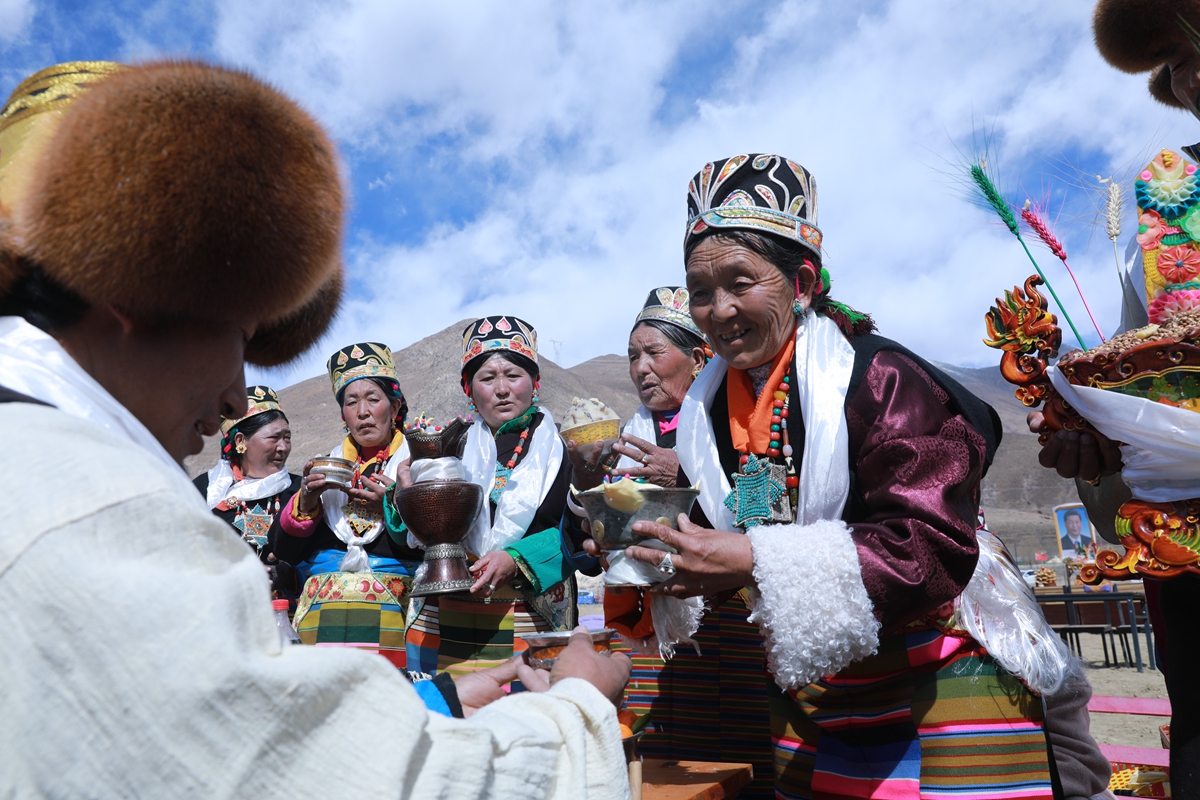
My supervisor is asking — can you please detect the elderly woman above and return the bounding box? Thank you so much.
[593,154,1060,799]
[396,316,577,677]
[270,342,421,668]
[585,288,778,795]
[194,385,301,596]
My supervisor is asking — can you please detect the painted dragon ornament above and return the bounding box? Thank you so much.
[984,152,1200,582]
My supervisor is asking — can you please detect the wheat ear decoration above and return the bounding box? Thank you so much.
[1101,176,1141,317]
[1022,202,1105,340]
[969,163,1086,345]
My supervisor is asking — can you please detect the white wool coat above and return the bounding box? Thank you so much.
[0,402,629,800]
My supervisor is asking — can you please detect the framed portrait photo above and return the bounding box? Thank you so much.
[1053,502,1098,560]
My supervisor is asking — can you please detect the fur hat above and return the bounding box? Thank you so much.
[14,60,344,364]
[1093,0,1200,86]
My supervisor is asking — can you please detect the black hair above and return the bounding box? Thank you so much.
[1064,510,1082,520]
[632,319,706,356]
[222,409,290,462]
[683,229,876,337]
[0,263,90,333]
[337,376,409,428]
[462,351,540,388]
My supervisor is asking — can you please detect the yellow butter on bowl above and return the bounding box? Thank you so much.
[601,479,659,513]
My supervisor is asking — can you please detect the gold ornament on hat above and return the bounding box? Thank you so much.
[327,342,399,397]
[220,385,283,435]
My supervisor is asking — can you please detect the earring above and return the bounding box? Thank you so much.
[532,380,541,405]
[793,298,805,315]
[691,365,702,378]
[235,440,247,454]
[468,398,477,412]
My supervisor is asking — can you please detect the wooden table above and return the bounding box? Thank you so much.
[640,759,753,800]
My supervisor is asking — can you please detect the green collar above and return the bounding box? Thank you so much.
[495,404,538,436]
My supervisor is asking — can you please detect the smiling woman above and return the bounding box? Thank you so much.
[583,153,1066,799]
[193,385,302,598]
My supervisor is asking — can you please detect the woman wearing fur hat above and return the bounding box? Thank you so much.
[194,385,302,597]
[585,154,1074,799]
[270,342,423,667]
[0,61,631,798]
[1027,3,1200,792]
[393,316,580,678]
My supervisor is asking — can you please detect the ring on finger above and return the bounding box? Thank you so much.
[657,552,675,576]
[641,454,651,465]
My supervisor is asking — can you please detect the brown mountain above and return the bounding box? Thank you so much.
[185,323,1077,562]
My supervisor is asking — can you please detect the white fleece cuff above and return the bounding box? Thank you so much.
[747,519,881,690]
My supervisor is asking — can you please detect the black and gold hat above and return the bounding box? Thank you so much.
[685,154,821,258]
[220,385,283,435]
[461,315,539,372]
[328,341,399,398]
[633,286,705,340]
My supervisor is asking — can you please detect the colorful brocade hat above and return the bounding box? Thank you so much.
[220,385,283,435]
[633,286,706,341]
[461,315,539,371]
[1134,148,1200,323]
[0,61,125,215]
[685,154,821,259]
[327,342,399,398]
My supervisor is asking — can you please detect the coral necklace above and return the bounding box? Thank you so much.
[490,415,533,504]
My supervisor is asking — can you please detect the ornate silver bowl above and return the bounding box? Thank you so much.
[575,485,699,551]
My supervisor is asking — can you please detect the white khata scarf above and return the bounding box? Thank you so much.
[0,316,205,511]
[458,406,563,557]
[320,436,409,572]
[205,459,293,509]
[677,307,854,533]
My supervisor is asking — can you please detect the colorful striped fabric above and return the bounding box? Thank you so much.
[293,570,412,669]
[615,593,776,800]
[406,584,573,677]
[770,626,1054,800]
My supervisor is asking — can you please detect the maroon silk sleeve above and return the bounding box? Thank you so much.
[844,350,984,632]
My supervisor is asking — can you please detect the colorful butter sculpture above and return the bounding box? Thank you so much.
[981,153,1200,584]
[1136,148,1200,323]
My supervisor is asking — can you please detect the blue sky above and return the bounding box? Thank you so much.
[1,0,1195,387]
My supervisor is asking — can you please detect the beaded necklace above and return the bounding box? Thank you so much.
[490,405,536,504]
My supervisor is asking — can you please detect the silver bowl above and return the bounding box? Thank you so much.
[310,456,355,489]
[574,485,699,550]
[517,628,616,669]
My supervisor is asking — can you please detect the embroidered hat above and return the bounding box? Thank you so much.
[220,385,283,435]
[633,286,706,341]
[461,315,539,371]
[1093,0,1200,110]
[685,154,821,258]
[328,342,400,398]
[0,61,125,216]
[3,60,345,367]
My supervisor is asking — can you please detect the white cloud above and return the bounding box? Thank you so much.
[0,0,34,44]
[231,0,1196,389]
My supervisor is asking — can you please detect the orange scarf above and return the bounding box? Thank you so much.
[726,323,796,454]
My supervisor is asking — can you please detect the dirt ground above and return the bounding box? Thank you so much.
[1076,633,1170,750]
